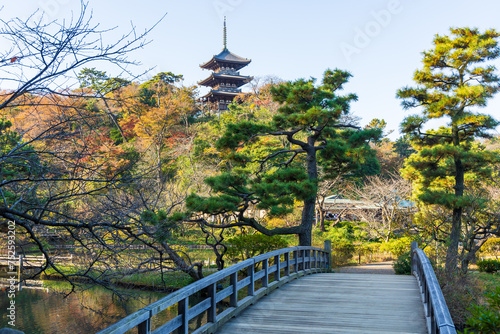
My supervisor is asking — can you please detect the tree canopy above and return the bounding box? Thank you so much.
[397,27,500,273]
[180,69,381,246]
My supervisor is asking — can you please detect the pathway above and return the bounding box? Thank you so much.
[335,261,395,275]
[216,272,427,333]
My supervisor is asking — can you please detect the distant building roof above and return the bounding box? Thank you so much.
[200,48,251,71]
[200,89,242,100]
[198,72,253,87]
[323,195,415,210]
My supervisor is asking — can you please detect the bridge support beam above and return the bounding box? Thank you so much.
[324,240,332,271]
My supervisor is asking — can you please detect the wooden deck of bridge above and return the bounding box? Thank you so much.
[216,273,427,334]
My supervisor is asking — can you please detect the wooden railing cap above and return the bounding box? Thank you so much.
[411,243,457,334]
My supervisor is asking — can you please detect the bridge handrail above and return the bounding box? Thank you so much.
[411,241,457,334]
[97,244,331,334]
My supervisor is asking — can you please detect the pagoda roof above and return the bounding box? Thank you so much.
[200,48,251,71]
[201,89,241,100]
[198,72,253,87]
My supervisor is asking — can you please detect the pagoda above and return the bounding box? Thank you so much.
[199,18,252,112]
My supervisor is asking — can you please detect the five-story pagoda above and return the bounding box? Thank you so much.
[199,18,252,112]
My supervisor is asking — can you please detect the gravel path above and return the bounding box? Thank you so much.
[335,261,395,275]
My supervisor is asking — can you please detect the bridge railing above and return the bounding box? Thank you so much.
[411,241,457,334]
[97,244,331,334]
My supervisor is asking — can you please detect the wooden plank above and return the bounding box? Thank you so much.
[237,275,251,291]
[188,298,211,321]
[97,309,151,334]
[253,247,297,263]
[216,286,233,303]
[152,314,182,334]
[215,273,427,334]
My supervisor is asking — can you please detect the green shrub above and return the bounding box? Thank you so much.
[225,233,288,261]
[477,259,500,273]
[331,240,356,267]
[461,286,500,334]
[479,238,500,259]
[366,242,380,253]
[325,222,367,242]
[380,237,413,257]
[393,251,412,275]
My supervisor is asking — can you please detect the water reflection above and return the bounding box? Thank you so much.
[0,282,173,333]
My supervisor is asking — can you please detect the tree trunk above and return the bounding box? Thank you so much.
[461,238,487,274]
[299,140,318,246]
[445,205,463,276]
[299,197,315,246]
[316,195,327,232]
[318,208,326,232]
[162,242,203,280]
[445,156,464,275]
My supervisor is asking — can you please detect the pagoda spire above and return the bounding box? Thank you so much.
[223,17,227,50]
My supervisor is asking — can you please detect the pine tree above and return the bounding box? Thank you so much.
[397,27,500,274]
[185,69,380,246]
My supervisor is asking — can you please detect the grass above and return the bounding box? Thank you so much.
[40,264,82,277]
[113,271,195,289]
[186,248,216,263]
[40,266,197,290]
[475,271,500,294]
[38,262,199,290]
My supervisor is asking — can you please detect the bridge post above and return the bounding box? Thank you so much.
[207,283,217,323]
[411,241,418,276]
[177,297,189,334]
[137,308,151,334]
[274,255,280,282]
[324,240,332,271]
[230,272,238,307]
[312,250,316,270]
[305,249,310,270]
[284,252,290,276]
[247,264,254,297]
[262,259,269,288]
[292,250,298,273]
[300,249,305,271]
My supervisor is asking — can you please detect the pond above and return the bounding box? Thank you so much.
[0,281,177,333]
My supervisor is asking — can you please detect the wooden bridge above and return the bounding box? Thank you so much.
[98,242,457,334]
[0,254,73,268]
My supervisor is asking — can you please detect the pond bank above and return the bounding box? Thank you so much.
[0,279,175,333]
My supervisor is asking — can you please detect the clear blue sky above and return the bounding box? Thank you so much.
[2,0,500,139]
